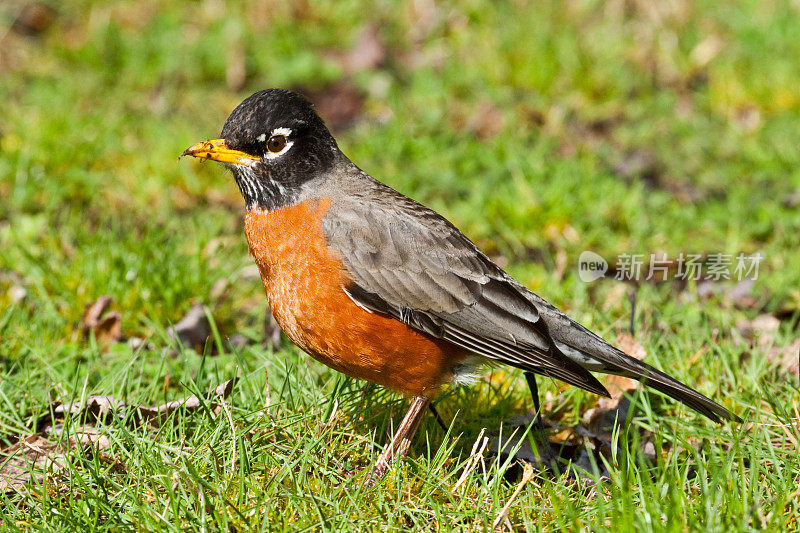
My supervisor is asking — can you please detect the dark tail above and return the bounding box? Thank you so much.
[619,361,742,423]
[531,297,742,424]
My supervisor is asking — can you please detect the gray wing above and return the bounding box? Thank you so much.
[321,189,609,398]
[322,182,739,424]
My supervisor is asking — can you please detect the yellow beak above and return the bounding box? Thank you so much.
[179,139,260,166]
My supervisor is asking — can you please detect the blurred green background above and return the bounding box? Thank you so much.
[1,0,798,529]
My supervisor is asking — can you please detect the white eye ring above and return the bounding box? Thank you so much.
[263,127,294,159]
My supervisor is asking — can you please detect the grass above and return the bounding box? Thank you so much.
[1,0,799,530]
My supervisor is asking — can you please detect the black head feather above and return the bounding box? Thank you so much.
[220,89,339,210]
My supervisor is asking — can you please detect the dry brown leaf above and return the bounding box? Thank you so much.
[783,188,800,208]
[606,333,647,397]
[735,314,797,379]
[240,264,261,281]
[583,334,647,430]
[0,435,65,493]
[489,417,612,480]
[137,379,237,426]
[210,278,229,301]
[0,426,112,494]
[489,430,540,465]
[167,304,210,351]
[226,334,249,351]
[36,396,127,434]
[82,295,111,328]
[34,379,237,436]
[81,296,123,344]
[602,283,629,312]
[11,2,54,36]
[94,312,122,344]
[55,395,123,421]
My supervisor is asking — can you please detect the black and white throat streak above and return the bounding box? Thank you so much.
[232,165,298,211]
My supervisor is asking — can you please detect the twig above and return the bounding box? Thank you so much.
[452,429,488,492]
[492,463,534,530]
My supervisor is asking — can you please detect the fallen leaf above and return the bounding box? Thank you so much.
[35,396,124,435]
[35,379,237,433]
[0,426,113,494]
[583,334,647,432]
[696,280,722,300]
[136,378,237,426]
[734,105,761,133]
[82,295,110,328]
[489,429,540,465]
[46,425,111,450]
[81,296,122,345]
[602,283,629,312]
[488,417,613,480]
[735,314,797,379]
[55,395,122,421]
[406,0,440,42]
[612,148,658,183]
[11,2,54,36]
[210,278,229,300]
[553,249,568,282]
[167,304,210,351]
[127,337,151,351]
[0,435,65,493]
[605,333,647,398]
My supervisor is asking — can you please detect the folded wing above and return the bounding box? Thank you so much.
[322,189,608,396]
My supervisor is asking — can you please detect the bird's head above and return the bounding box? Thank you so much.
[181,89,338,210]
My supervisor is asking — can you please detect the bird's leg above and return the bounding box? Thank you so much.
[428,403,449,432]
[524,372,558,470]
[368,396,430,485]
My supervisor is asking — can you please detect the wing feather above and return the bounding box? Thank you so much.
[323,192,608,397]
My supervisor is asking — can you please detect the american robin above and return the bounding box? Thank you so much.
[181,89,740,481]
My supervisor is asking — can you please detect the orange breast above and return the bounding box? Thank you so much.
[244,198,466,397]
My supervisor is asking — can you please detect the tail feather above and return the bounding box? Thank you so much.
[527,292,741,423]
[618,361,742,423]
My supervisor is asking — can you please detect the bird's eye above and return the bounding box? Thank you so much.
[267,134,287,153]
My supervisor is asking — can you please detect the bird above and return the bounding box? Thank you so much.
[181,88,740,481]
